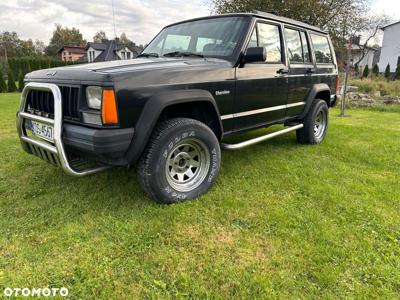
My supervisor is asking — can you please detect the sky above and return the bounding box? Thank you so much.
[0,0,399,46]
[0,0,211,45]
[371,0,400,19]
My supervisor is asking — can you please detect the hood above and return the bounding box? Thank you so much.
[25,57,233,84]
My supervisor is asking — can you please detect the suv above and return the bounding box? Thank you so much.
[17,11,338,204]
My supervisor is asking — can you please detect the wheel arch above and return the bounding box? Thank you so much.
[125,89,223,164]
[299,83,331,119]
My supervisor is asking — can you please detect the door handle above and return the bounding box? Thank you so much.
[306,68,316,74]
[277,68,289,75]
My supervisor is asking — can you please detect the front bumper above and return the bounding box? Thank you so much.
[16,82,132,176]
[63,124,134,161]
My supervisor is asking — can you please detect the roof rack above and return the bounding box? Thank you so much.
[251,10,326,33]
[253,10,278,16]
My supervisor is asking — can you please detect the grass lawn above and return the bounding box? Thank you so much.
[0,93,399,299]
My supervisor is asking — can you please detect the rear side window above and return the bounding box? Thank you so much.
[250,23,282,63]
[310,34,333,64]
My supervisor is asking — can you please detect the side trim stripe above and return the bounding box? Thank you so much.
[221,102,305,120]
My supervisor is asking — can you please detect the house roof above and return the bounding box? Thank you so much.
[348,44,378,52]
[57,46,86,54]
[382,20,400,30]
[85,39,141,62]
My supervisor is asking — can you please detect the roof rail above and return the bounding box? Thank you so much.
[251,10,326,34]
[253,10,278,16]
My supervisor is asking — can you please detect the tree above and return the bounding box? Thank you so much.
[18,71,24,92]
[120,33,132,44]
[372,64,379,77]
[0,31,45,58]
[395,64,400,80]
[93,31,107,43]
[0,69,6,92]
[7,69,17,92]
[362,65,369,79]
[211,0,389,62]
[45,24,86,56]
[34,40,46,55]
[385,64,391,79]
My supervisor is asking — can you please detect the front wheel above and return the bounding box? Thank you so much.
[296,99,329,144]
[137,118,221,204]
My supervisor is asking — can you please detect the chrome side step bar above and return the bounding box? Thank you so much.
[221,124,303,150]
[17,82,109,177]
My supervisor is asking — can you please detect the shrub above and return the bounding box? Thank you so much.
[18,71,25,92]
[7,69,17,92]
[350,78,400,96]
[362,65,370,79]
[385,64,391,80]
[0,69,6,93]
[395,64,400,80]
[372,64,379,77]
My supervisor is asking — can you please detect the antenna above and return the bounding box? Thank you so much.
[111,0,117,38]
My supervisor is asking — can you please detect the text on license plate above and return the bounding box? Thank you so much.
[30,121,54,142]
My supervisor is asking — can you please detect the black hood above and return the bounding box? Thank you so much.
[25,57,233,84]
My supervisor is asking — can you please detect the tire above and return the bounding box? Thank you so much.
[296,99,329,144]
[137,118,221,204]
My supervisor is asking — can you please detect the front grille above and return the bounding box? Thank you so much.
[26,86,80,120]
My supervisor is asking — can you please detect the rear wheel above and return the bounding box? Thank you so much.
[137,118,221,204]
[297,99,329,144]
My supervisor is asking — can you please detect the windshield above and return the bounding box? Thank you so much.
[142,17,249,59]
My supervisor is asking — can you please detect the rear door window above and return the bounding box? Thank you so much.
[285,28,303,63]
[285,28,312,63]
[310,34,333,64]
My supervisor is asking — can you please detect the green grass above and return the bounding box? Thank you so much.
[1,93,399,299]
[350,78,400,96]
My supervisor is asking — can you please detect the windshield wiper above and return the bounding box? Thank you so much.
[137,52,159,58]
[163,51,204,58]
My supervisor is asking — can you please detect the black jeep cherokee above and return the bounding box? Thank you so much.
[17,11,339,203]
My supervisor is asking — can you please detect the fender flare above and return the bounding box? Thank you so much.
[299,83,331,119]
[125,89,223,164]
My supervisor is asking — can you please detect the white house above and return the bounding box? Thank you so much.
[378,21,400,72]
[349,44,377,71]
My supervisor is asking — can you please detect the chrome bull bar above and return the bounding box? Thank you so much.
[17,82,109,176]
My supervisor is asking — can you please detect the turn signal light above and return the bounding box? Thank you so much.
[101,89,118,125]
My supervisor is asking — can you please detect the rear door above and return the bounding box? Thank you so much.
[284,27,315,118]
[309,32,337,94]
[234,21,289,130]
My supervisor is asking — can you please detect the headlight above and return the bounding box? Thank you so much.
[86,86,102,110]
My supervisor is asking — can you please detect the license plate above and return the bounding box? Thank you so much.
[30,120,54,142]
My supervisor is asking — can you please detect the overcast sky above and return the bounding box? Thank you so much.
[0,0,399,46]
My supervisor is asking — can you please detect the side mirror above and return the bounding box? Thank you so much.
[243,47,266,63]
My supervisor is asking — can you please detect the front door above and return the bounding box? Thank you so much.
[234,21,289,130]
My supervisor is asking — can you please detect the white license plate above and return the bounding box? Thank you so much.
[30,120,54,142]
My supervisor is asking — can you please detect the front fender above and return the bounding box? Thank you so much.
[124,89,222,164]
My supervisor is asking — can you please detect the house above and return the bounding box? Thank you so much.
[84,38,142,63]
[58,46,86,62]
[378,21,400,73]
[347,37,378,73]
